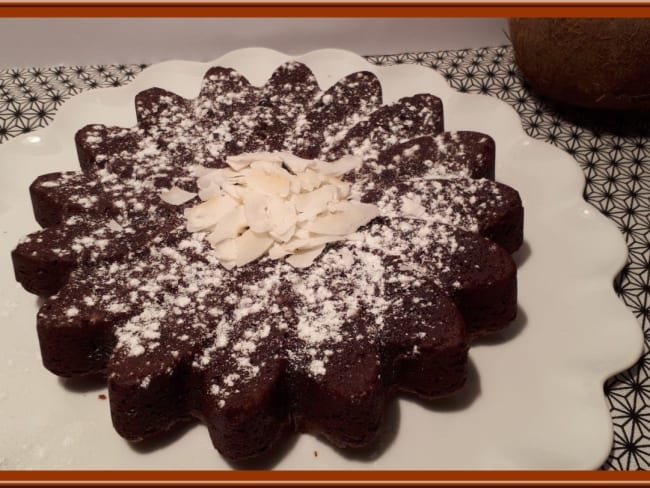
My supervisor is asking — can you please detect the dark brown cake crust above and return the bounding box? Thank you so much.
[12,60,524,462]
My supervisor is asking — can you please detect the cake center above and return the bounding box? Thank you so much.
[161,151,379,269]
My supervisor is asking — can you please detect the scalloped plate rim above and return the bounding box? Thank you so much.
[0,47,643,470]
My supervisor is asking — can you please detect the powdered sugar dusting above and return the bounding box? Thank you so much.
[25,61,515,412]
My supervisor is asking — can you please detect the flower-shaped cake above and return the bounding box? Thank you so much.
[12,61,523,461]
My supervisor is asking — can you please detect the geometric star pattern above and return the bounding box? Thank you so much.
[0,63,147,142]
[0,47,646,470]
[368,46,648,471]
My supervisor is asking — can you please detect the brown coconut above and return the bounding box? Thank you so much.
[509,18,650,110]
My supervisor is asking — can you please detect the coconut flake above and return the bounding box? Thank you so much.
[296,169,323,192]
[304,202,379,235]
[206,207,247,246]
[160,186,197,206]
[226,151,283,171]
[185,195,239,232]
[242,192,273,233]
[197,168,238,190]
[293,185,338,218]
[246,168,291,197]
[286,245,327,268]
[282,234,342,252]
[267,197,297,235]
[230,230,274,267]
[279,152,313,174]
[314,154,362,176]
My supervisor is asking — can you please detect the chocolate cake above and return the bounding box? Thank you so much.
[11,60,524,461]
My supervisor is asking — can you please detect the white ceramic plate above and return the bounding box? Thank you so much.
[0,48,643,470]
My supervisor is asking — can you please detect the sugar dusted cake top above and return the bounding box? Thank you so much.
[12,60,523,461]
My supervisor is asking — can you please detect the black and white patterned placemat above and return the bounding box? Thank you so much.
[1,46,648,470]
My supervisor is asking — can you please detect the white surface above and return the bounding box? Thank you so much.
[0,48,642,470]
[0,18,508,69]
